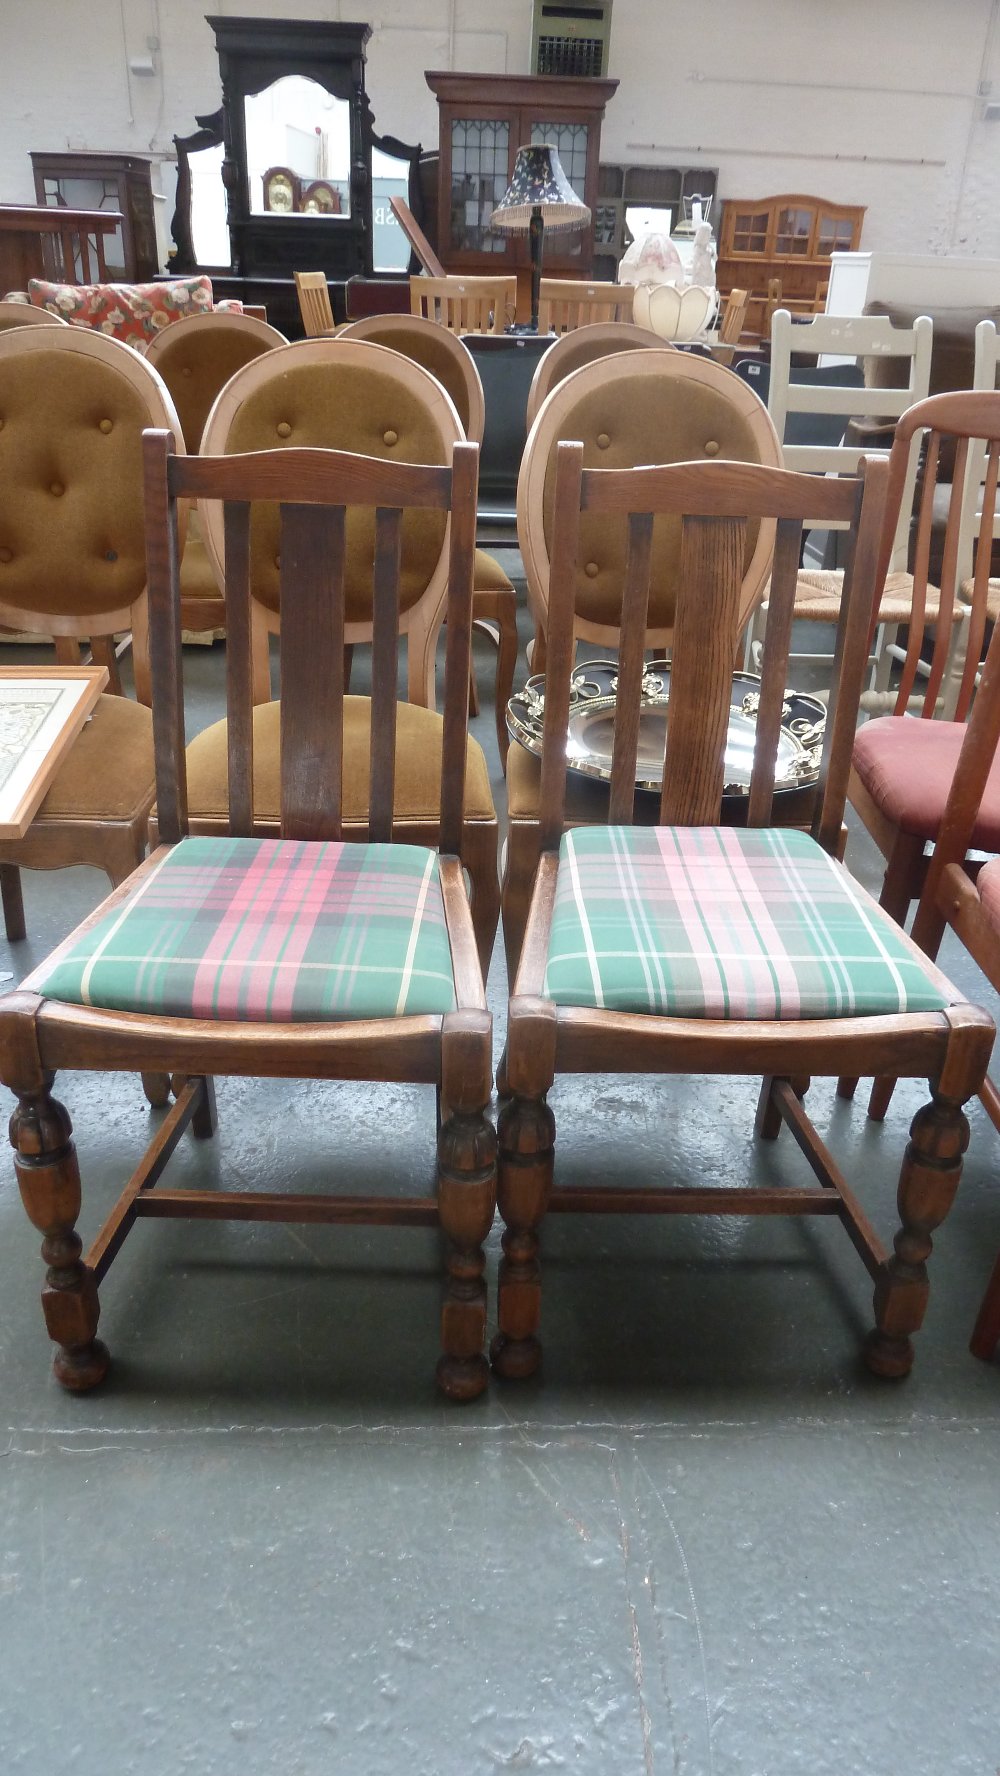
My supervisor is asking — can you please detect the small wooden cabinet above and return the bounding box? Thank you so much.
[594,163,719,282]
[716,194,865,339]
[31,151,159,280]
[426,72,617,280]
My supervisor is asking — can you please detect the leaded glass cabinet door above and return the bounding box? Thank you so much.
[448,119,511,256]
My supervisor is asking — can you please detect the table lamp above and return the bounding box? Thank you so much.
[489,144,591,334]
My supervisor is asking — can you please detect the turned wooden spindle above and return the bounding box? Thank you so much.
[436,1107,497,1402]
[491,1093,555,1380]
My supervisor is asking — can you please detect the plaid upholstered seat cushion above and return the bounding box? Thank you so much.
[543,827,953,1020]
[34,836,457,1022]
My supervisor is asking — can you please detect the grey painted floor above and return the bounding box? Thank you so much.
[1,598,999,1775]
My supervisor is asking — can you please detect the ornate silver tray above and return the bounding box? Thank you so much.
[506,660,825,798]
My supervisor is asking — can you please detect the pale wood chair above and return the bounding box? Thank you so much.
[524,320,664,430]
[0,429,496,1401]
[0,300,67,331]
[293,270,337,337]
[410,275,515,335]
[709,287,749,364]
[536,279,634,334]
[496,444,994,1386]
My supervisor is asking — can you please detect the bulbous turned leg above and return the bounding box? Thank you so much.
[490,1094,555,1381]
[865,1090,969,1378]
[10,1081,109,1391]
[141,1071,171,1109]
[436,1108,497,1402]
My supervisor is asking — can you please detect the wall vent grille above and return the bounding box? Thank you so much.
[531,1,612,77]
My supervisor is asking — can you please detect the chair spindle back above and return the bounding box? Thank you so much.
[143,430,479,857]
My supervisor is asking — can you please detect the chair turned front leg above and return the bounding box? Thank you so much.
[436,1108,497,1402]
[865,1091,969,1378]
[491,1094,555,1380]
[10,1082,109,1391]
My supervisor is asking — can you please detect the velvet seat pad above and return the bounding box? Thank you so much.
[852,717,1000,849]
[32,835,457,1022]
[184,696,496,825]
[33,693,154,821]
[544,826,953,1019]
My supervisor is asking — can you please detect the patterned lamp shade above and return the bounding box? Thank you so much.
[489,144,591,234]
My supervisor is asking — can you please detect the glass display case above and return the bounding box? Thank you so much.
[30,151,159,280]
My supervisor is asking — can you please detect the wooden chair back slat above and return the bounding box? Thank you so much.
[544,448,888,845]
[294,271,336,337]
[746,516,805,827]
[367,506,404,844]
[222,501,254,836]
[144,435,478,857]
[410,275,515,336]
[279,504,346,842]
[957,441,1000,722]
[537,280,635,334]
[608,512,654,824]
[920,435,971,717]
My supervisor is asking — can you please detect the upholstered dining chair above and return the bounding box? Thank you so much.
[185,338,500,968]
[338,312,517,759]
[0,325,181,945]
[524,320,665,430]
[503,346,783,972]
[1,429,496,1401]
[839,390,1000,1120]
[144,310,288,640]
[536,279,634,334]
[0,300,67,331]
[494,444,994,1386]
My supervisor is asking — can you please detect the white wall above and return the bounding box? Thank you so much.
[2,0,999,266]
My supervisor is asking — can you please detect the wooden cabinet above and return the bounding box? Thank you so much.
[716,194,865,339]
[31,151,159,280]
[426,73,617,280]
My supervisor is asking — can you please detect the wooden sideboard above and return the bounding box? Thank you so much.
[716,194,865,339]
[0,205,122,294]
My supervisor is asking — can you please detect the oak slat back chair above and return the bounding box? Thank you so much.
[337,311,516,760]
[0,325,184,946]
[187,338,501,970]
[495,444,995,1387]
[746,308,933,689]
[0,429,497,1402]
[144,310,288,638]
[524,320,665,430]
[293,271,337,337]
[536,278,635,334]
[410,275,516,336]
[707,288,750,368]
[843,389,1000,1121]
[504,346,783,972]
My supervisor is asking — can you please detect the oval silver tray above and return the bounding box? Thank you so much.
[506,661,826,797]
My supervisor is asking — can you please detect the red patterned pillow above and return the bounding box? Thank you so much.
[27,276,215,347]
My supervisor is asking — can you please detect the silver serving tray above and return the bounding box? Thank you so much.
[506,661,825,797]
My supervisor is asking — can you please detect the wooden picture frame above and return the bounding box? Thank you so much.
[0,667,108,840]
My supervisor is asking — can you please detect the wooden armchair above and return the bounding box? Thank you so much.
[495,446,995,1386]
[1,430,496,1401]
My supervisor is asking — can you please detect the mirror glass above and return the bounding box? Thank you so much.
[371,145,411,272]
[189,141,231,266]
[244,75,351,218]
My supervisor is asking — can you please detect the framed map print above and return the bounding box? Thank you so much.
[0,667,108,840]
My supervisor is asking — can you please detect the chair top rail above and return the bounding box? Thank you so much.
[578,457,863,522]
[772,307,933,357]
[166,444,454,510]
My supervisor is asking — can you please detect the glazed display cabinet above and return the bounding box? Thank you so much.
[716,193,865,338]
[31,151,159,280]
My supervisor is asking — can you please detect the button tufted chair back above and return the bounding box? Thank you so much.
[0,326,182,665]
[525,321,667,431]
[518,348,782,650]
[199,339,465,707]
[144,310,287,452]
[337,313,485,444]
[0,300,68,333]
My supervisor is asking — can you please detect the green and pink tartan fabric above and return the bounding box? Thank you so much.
[35,837,457,1022]
[543,827,953,1020]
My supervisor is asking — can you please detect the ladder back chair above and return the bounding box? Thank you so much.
[536,279,635,334]
[746,309,933,689]
[338,312,517,759]
[0,430,497,1402]
[410,275,516,336]
[185,339,501,970]
[495,445,994,1386]
[843,388,1000,1119]
[504,346,783,972]
[293,271,337,337]
[524,320,665,431]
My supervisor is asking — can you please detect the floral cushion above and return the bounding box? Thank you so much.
[26,276,216,348]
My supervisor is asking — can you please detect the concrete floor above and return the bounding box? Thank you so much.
[1,598,999,1775]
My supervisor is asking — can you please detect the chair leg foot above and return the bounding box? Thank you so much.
[867,1075,897,1122]
[11,1081,110,1392]
[1,864,26,942]
[141,1071,171,1108]
[170,1073,218,1138]
[492,1093,554,1380]
[436,1106,496,1401]
[865,1090,968,1379]
[837,1076,859,1101]
[970,1249,1000,1361]
[755,1076,782,1140]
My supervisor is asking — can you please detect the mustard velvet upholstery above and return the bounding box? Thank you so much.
[344,322,474,434]
[33,693,154,821]
[148,326,282,450]
[0,350,154,620]
[178,527,220,603]
[223,361,449,620]
[536,326,660,399]
[184,696,496,824]
[540,377,763,630]
[472,547,513,592]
